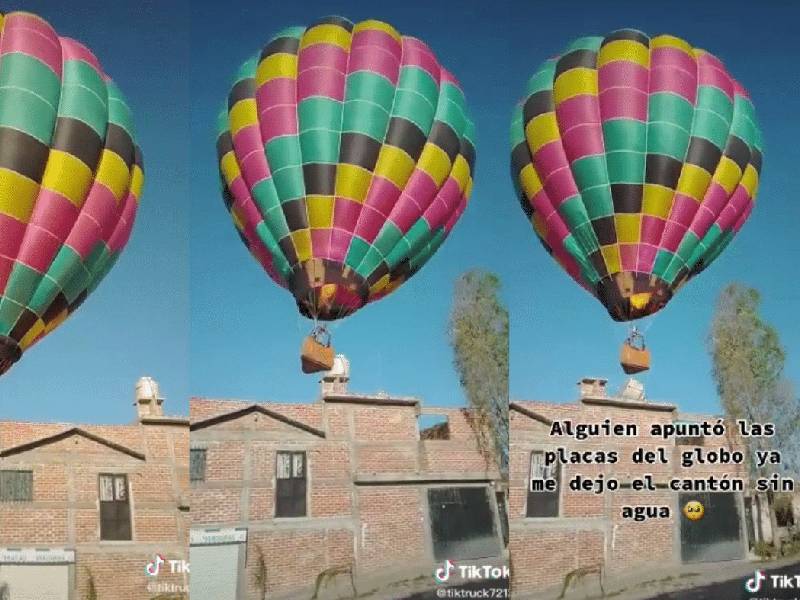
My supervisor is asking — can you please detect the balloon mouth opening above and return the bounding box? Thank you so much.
[289,259,370,321]
[597,273,672,322]
[0,335,22,376]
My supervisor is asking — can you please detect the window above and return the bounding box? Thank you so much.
[275,451,306,518]
[418,414,450,440]
[190,449,207,482]
[99,474,132,540]
[526,451,560,518]
[0,470,33,502]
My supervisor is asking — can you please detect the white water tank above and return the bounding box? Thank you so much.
[326,355,350,380]
[321,355,350,396]
[135,376,163,402]
[619,378,645,402]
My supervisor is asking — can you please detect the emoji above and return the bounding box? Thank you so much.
[683,500,704,521]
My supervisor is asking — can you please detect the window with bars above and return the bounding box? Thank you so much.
[99,474,132,540]
[0,470,33,502]
[275,451,306,518]
[190,449,207,482]
[526,450,560,518]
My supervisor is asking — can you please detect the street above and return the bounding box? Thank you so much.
[645,561,800,600]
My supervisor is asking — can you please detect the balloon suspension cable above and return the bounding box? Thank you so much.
[639,314,657,335]
[309,322,331,348]
[332,297,345,322]
[626,325,646,350]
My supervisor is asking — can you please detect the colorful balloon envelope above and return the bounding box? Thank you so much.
[511,30,762,321]
[0,12,143,376]
[217,16,475,321]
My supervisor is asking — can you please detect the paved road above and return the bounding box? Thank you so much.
[645,561,800,600]
[395,564,800,600]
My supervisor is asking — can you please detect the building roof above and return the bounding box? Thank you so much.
[0,426,146,460]
[191,398,323,427]
[190,403,326,437]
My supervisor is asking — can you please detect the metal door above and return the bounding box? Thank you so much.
[190,543,241,600]
[428,486,501,561]
[680,492,745,562]
[0,565,69,600]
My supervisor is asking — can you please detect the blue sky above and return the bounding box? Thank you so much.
[2,0,796,422]
[189,0,519,406]
[504,0,800,414]
[191,0,800,415]
[0,1,190,423]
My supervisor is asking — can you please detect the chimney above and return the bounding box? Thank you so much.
[321,354,350,397]
[135,376,164,419]
[578,377,608,400]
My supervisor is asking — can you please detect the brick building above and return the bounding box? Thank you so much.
[189,357,506,600]
[0,378,190,600]
[509,377,752,598]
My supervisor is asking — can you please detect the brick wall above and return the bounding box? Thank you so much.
[190,394,504,599]
[0,415,189,600]
[509,394,748,595]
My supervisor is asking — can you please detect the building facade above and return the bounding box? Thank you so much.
[509,377,752,597]
[189,363,506,600]
[0,379,189,600]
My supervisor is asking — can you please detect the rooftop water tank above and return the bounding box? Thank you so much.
[135,376,164,402]
[326,354,350,380]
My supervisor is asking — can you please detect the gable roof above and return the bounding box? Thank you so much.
[0,427,146,460]
[190,404,326,438]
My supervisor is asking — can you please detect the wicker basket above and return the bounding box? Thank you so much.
[301,335,335,374]
[620,343,650,374]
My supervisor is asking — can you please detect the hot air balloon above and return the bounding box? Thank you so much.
[0,11,144,376]
[511,30,762,374]
[217,16,475,372]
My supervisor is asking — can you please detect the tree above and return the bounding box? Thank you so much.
[449,270,509,475]
[708,283,800,546]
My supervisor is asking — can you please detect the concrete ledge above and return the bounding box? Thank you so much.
[353,474,496,485]
[322,393,419,406]
[580,397,676,412]
[511,516,608,531]
[191,518,356,532]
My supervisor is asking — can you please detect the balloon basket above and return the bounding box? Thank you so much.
[300,327,334,374]
[619,329,650,375]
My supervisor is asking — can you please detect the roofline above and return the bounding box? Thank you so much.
[190,404,326,438]
[140,416,190,427]
[354,476,499,486]
[322,393,419,407]
[509,402,554,426]
[512,397,677,415]
[580,397,676,412]
[0,428,146,461]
